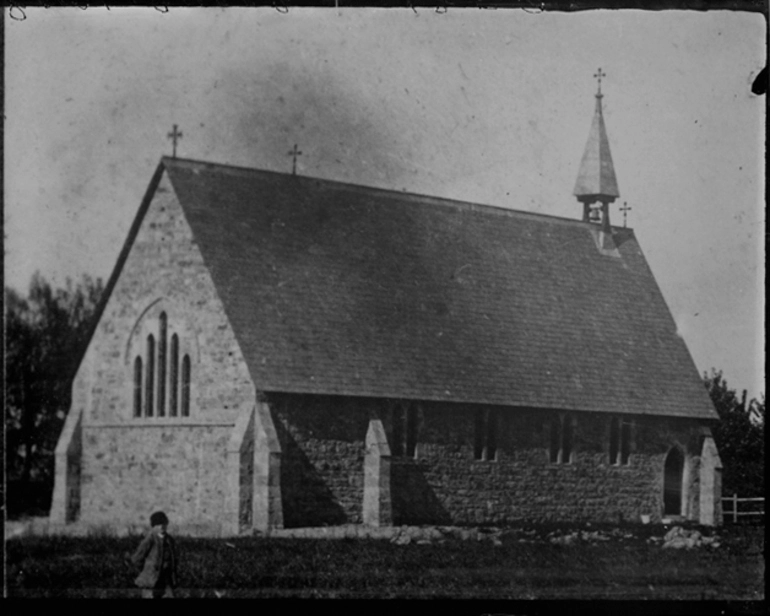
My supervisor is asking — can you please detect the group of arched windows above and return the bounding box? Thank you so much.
[474,409,498,461]
[133,312,190,418]
[548,414,632,465]
[389,408,633,464]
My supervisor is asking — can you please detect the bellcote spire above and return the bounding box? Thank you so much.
[574,68,620,228]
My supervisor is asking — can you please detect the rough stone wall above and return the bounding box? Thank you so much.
[395,403,707,525]
[268,394,377,527]
[80,425,230,533]
[69,169,258,531]
[269,393,709,526]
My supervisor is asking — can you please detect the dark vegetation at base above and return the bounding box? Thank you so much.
[6,524,764,599]
[6,481,52,519]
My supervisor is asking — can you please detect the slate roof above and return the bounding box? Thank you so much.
[574,94,620,202]
[159,157,714,419]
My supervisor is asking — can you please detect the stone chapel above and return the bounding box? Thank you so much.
[51,79,723,535]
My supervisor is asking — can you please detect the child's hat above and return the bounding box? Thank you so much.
[150,511,169,526]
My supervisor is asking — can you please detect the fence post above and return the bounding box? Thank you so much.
[733,493,738,524]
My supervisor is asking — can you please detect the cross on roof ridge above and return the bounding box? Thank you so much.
[167,124,183,158]
[287,143,303,175]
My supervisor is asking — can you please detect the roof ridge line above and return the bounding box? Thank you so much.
[161,156,632,231]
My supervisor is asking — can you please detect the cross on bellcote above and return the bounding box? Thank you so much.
[287,144,302,175]
[619,201,632,228]
[167,124,183,158]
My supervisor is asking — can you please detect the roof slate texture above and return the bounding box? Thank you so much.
[162,157,715,419]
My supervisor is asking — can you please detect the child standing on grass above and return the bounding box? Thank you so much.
[131,511,178,598]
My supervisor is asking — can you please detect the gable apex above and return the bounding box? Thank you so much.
[67,161,168,387]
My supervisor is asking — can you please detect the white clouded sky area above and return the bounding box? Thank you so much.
[4,7,765,399]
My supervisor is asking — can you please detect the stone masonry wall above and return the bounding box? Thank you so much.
[269,393,709,527]
[70,169,258,530]
[268,394,377,527]
[84,170,256,427]
[80,425,230,533]
[401,402,706,525]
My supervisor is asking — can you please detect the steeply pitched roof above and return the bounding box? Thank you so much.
[574,94,620,202]
[162,157,714,419]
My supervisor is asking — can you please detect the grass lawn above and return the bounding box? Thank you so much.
[5,524,764,599]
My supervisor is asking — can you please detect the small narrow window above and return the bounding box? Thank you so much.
[620,421,631,465]
[405,404,418,457]
[609,417,620,465]
[562,414,573,463]
[391,404,404,457]
[486,410,498,461]
[181,354,191,417]
[158,313,167,417]
[133,356,143,417]
[549,417,560,463]
[169,334,179,417]
[146,335,155,417]
[474,410,485,460]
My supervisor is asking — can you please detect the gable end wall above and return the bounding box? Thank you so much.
[73,170,259,532]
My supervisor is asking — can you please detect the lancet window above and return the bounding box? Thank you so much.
[549,413,575,464]
[132,312,192,419]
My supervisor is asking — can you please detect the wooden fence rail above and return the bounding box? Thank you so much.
[722,494,764,523]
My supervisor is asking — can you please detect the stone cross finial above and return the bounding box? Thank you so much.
[288,144,303,175]
[167,124,183,158]
[594,68,606,97]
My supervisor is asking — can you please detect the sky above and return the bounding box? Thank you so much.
[4,7,765,400]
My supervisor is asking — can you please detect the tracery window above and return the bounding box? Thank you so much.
[132,313,192,419]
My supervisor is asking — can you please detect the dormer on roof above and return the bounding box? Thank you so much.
[574,68,620,232]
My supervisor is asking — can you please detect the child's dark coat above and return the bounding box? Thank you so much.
[131,528,178,589]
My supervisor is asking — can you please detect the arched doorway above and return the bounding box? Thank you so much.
[663,447,684,516]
